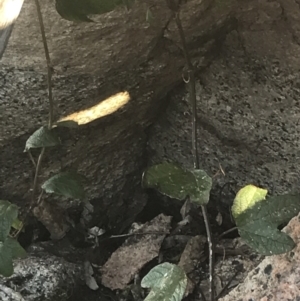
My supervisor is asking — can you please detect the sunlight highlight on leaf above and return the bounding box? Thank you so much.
[232,185,300,255]
[58,91,130,125]
[232,184,268,219]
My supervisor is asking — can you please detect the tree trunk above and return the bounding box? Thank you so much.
[148,0,300,227]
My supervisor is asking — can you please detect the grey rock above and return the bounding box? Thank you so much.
[2,0,300,299]
[148,0,300,201]
[0,251,82,301]
[0,0,234,232]
[219,214,300,301]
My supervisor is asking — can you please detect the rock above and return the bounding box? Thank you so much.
[101,214,172,290]
[200,238,264,300]
[148,0,300,225]
[178,235,207,295]
[0,247,83,301]
[219,213,300,301]
[1,0,300,299]
[0,0,235,233]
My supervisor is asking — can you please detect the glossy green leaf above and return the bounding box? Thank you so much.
[42,172,86,199]
[54,120,79,129]
[0,238,26,277]
[141,263,187,301]
[0,200,19,241]
[55,0,135,22]
[25,126,60,151]
[232,186,300,255]
[142,163,212,205]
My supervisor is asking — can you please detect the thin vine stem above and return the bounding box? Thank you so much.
[34,0,54,129]
[17,0,54,236]
[173,12,199,167]
[32,0,54,199]
[172,8,215,301]
[29,0,54,205]
[218,227,238,240]
[31,147,45,203]
[28,150,36,167]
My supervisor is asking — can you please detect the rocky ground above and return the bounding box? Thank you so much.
[1,0,300,300]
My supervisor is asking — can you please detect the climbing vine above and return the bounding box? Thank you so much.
[1,3,300,301]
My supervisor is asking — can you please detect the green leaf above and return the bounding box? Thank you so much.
[0,200,19,241]
[42,172,86,199]
[5,237,26,259]
[232,186,300,255]
[238,220,295,255]
[254,195,300,225]
[0,238,26,277]
[232,184,268,220]
[55,0,135,22]
[142,163,212,205]
[25,126,60,151]
[11,218,23,231]
[54,120,79,129]
[141,263,187,301]
[0,240,13,277]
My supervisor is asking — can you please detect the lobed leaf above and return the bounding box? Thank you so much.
[142,162,212,205]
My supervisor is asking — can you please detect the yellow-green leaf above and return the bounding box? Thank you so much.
[232,186,300,255]
[232,184,267,220]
